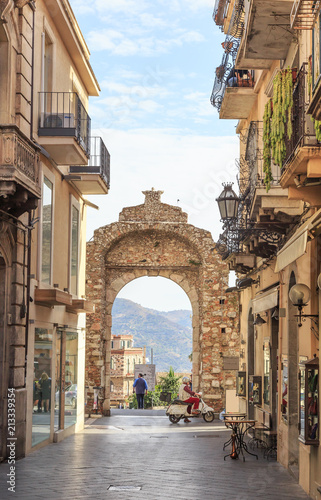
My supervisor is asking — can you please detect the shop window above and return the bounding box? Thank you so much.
[236,371,246,397]
[249,376,262,405]
[54,329,78,431]
[281,356,288,421]
[41,177,53,284]
[299,357,319,445]
[32,328,52,446]
[70,203,79,296]
[263,339,270,406]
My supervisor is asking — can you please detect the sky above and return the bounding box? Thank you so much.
[69,0,238,311]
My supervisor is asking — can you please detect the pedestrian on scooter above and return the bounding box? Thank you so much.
[133,373,148,409]
[179,376,201,423]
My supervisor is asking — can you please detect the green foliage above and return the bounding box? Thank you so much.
[263,68,294,190]
[270,68,293,169]
[189,259,201,266]
[312,117,321,142]
[263,99,272,191]
[158,366,181,397]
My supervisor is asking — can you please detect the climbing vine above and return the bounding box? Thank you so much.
[263,68,294,190]
[263,99,272,191]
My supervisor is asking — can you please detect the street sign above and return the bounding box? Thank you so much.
[134,364,156,391]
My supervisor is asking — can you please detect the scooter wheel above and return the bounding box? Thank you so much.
[169,415,181,424]
[203,411,215,422]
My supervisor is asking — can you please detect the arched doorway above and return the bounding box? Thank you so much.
[247,307,255,420]
[85,190,239,414]
[110,276,192,406]
[288,270,299,472]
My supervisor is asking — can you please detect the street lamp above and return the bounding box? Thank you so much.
[289,283,318,327]
[253,313,267,326]
[216,183,240,221]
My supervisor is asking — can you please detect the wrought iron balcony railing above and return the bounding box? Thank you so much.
[210,0,245,111]
[291,0,321,29]
[38,92,91,158]
[283,63,318,170]
[213,0,230,29]
[70,137,110,189]
[238,122,280,204]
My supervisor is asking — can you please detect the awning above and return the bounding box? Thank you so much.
[274,208,321,273]
[252,287,278,314]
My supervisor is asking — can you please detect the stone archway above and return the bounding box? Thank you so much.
[85,190,239,414]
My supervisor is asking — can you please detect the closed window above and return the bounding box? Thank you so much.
[41,177,53,284]
[70,204,79,295]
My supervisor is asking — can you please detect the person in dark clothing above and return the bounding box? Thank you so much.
[133,373,148,409]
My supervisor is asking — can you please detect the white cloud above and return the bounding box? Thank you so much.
[85,128,239,242]
[87,28,205,56]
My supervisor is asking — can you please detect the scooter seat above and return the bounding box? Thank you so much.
[173,400,190,405]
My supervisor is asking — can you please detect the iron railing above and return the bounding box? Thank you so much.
[38,92,91,158]
[238,122,280,204]
[210,0,245,111]
[213,0,230,29]
[70,137,110,189]
[283,63,318,170]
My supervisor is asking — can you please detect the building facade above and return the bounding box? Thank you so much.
[212,0,320,496]
[110,335,145,406]
[0,0,109,459]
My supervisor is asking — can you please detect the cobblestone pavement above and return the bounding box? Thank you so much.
[0,410,311,500]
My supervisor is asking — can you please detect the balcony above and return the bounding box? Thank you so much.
[219,70,257,119]
[0,125,41,217]
[68,137,110,195]
[38,92,91,165]
[238,122,301,225]
[281,64,321,204]
[291,0,321,29]
[240,0,294,64]
[213,0,230,30]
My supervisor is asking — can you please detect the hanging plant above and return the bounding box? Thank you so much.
[270,68,294,169]
[312,117,321,142]
[263,99,273,191]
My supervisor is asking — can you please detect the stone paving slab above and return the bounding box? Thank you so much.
[0,413,311,500]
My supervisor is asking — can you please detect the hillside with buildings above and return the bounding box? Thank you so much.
[111,298,192,372]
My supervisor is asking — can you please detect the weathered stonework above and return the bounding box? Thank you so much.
[86,190,239,414]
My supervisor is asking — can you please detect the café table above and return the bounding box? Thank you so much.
[222,413,246,450]
[223,419,258,462]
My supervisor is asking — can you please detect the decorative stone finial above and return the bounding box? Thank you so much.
[142,189,164,205]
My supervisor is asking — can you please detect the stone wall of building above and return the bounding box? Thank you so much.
[86,190,239,414]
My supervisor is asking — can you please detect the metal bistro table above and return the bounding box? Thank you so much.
[224,420,258,462]
[222,413,246,451]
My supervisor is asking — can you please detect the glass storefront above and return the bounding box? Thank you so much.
[54,329,78,431]
[32,328,52,446]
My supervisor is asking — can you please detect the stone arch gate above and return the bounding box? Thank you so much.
[85,190,239,414]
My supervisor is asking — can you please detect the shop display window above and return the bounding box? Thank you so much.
[263,340,270,406]
[249,375,262,405]
[236,371,246,397]
[299,357,319,445]
[281,356,288,422]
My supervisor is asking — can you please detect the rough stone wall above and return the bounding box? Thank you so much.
[86,190,239,414]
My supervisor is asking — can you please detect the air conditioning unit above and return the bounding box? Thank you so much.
[40,113,75,128]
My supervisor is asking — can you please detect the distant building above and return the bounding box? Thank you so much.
[110,335,146,406]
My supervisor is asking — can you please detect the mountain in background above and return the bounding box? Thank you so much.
[111,298,192,372]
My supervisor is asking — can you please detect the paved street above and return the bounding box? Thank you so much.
[0,410,311,500]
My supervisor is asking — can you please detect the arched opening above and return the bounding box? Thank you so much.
[109,276,192,410]
[288,270,299,472]
[0,253,8,458]
[247,307,254,420]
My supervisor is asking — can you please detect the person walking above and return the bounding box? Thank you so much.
[133,373,148,409]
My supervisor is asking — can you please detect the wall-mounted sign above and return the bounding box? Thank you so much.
[223,357,239,370]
